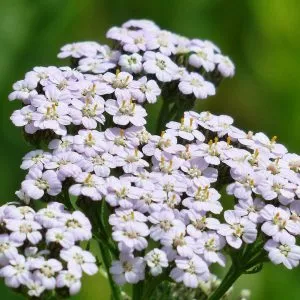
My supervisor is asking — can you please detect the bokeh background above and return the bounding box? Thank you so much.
[1,0,300,299]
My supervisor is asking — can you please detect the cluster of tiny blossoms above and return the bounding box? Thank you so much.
[14,109,300,288]
[0,202,97,297]
[9,19,234,137]
[7,18,300,298]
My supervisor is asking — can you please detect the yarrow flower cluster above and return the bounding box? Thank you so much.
[9,20,234,137]
[5,18,299,300]
[0,202,97,297]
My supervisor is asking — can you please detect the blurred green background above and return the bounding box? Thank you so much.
[1,0,300,299]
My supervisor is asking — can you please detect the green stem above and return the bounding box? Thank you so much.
[132,281,144,300]
[156,99,171,134]
[208,265,242,300]
[140,271,169,300]
[98,241,122,300]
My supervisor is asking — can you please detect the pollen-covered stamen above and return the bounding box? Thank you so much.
[273,212,286,229]
[121,211,135,222]
[45,105,58,120]
[187,166,202,178]
[85,133,95,146]
[159,220,173,231]
[119,99,136,115]
[231,223,244,238]
[208,138,219,156]
[35,178,49,190]
[112,73,131,89]
[195,186,210,201]
[279,245,291,257]
[82,100,99,118]
[116,187,128,199]
[83,173,95,187]
[180,145,191,160]
[205,237,217,251]
[19,223,33,234]
[125,149,140,163]
[173,233,186,247]
[192,216,207,231]
[156,58,167,70]
[179,117,194,133]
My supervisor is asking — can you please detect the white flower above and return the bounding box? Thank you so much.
[122,19,160,31]
[109,209,147,229]
[78,57,116,74]
[105,177,137,208]
[6,219,42,245]
[110,254,145,285]
[48,135,75,153]
[58,42,99,58]
[260,205,299,244]
[226,169,264,200]
[80,152,116,177]
[10,106,37,133]
[143,51,178,82]
[4,205,35,220]
[45,151,82,181]
[133,188,165,213]
[149,209,185,241]
[130,76,161,103]
[189,46,215,72]
[70,95,105,129]
[31,258,62,290]
[21,150,51,171]
[234,197,264,224]
[253,133,287,158]
[46,228,75,249]
[0,234,21,266]
[256,175,295,204]
[32,103,72,136]
[117,148,148,173]
[60,246,98,275]
[166,117,205,141]
[56,269,82,295]
[118,53,143,74]
[62,211,92,241]
[146,30,176,56]
[143,132,178,157]
[8,80,37,103]
[264,239,300,269]
[34,205,63,228]
[26,277,46,297]
[103,71,134,98]
[170,255,209,288]
[73,130,106,156]
[178,72,215,99]
[112,222,149,251]
[69,172,106,201]
[21,168,62,200]
[0,254,31,288]
[105,96,147,126]
[186,210,220,238]
[181,157,218,182]
[145,249,168,276]
[105,127,139,154]
[161,228,195,259]
[214,54,235,77]
[183,178,222,214]
[197,140,230,165]
[218,211,257,249]
[195,232,226,266]
[31,84,70,107]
